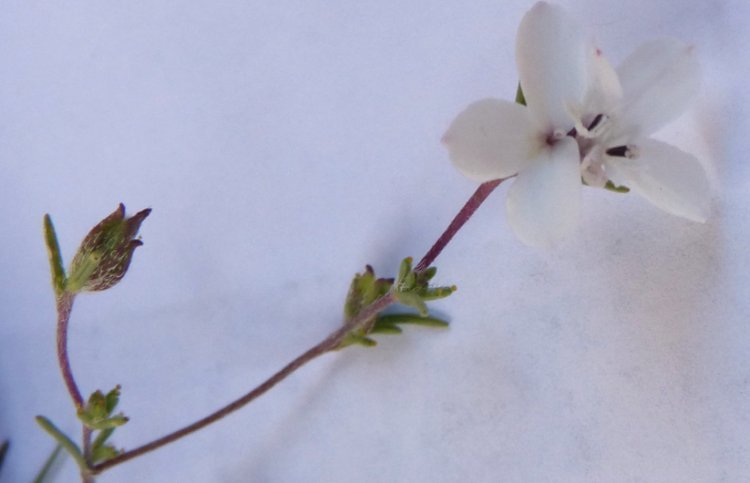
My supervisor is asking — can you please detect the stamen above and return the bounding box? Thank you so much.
[588,114,604,130]
[606,145,628,157]
[606,144,639,158]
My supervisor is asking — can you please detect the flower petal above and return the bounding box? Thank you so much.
[506,137,581,247]
[615,39,701,139]
[443,99,538,182]
[516,1,588,131]
[605,139,710,222]
[584,47,623,116]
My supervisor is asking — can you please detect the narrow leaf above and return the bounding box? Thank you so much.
[421,285,457,301]
[92,428,115,452]
[32,444,63,483]
[376,314,449,328]
[370,323,403,335]
[35,416,87,472]
[43,215,66,296]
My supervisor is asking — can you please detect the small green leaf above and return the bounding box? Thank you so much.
[35,416,87,473]
[515,83,526,106]
[375,314,449,328]
[395,292,428,316]
[604,180,630,193]
[92,428,115,452]
[91,444,120,465]
[43,215,66,296]
[397,257,412,286]
[104,386,121,414]
[370,322,403,335]
[422,285,457,301]
[338,333,377,348]
[422,266,437,281]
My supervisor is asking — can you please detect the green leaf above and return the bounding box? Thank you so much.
[369,322,403,335]
[338,333,377,348]
[104,386,121,414]
[422,266,437,281]
[604,180,630,193]
[91,444,119,465]
[43,215,66,296]
[35,416,87,473]
[394,292,428,316]
[515,83,527,106]
[32,444,63,483]
[421,285,457,301]
[375,314,449,328]
[92,428,115,452]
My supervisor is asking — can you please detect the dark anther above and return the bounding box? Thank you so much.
[606,145,629,157]
[588,114,604,130]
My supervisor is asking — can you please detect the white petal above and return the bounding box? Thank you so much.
[506,137,582,247]
[516,2,588,131]
[605,139,710,222]
[615,39,701,139]
[443,99,539,182]
[584,47,623,115]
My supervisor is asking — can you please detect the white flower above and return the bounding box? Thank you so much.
[443,1,711,248]
[574,40,710,222]
[443,2,590,247]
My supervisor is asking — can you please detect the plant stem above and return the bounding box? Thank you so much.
[56,293,83,408]
[91,177,504,475]
[92,292,397,474]
[415,179,505,273]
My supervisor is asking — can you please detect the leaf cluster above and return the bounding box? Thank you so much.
[340,258,455,348]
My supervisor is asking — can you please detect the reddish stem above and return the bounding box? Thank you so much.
[56,293,84,408]
[415,179,505,272]
[86,178,505,476]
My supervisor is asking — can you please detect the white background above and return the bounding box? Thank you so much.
[1,1,748,481]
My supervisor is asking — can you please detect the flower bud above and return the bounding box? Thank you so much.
[66,204,150,292]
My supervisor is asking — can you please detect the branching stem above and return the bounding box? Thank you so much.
[58,177,507,477]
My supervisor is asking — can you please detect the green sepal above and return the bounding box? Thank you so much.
[77,386,129,431]
[515,83,526,106]
[604,180,630,193]
[0,440,8,473]
[375,314,449,329]
[43,215,67,297]
[35,416,87,473]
